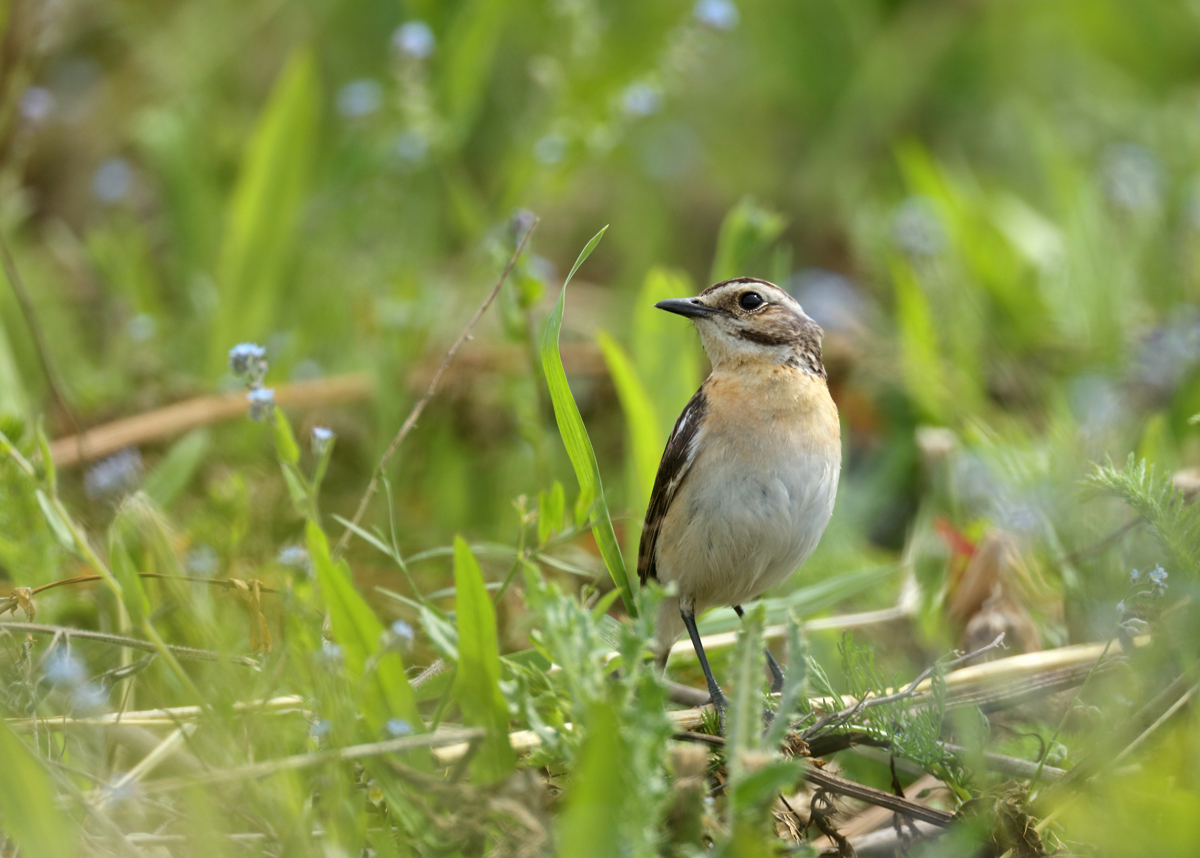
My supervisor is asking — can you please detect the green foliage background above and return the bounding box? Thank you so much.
[2,0,1200,855]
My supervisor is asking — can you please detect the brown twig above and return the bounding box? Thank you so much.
[810,789,857,857]
[333,217,538,557]
[672,732,953,828]
[47,343,607,469]
[47,373,372,468]
[803,766,955,828]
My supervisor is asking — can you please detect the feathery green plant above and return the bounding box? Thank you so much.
[1082,454,1200,575]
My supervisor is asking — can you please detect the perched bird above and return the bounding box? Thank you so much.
[637,277,841,721]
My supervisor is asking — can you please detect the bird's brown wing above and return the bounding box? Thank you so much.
[637,386,708,585]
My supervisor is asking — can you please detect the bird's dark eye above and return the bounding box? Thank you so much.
[738,292,764,310]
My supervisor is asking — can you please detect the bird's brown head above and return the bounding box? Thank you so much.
[655,277,825,377]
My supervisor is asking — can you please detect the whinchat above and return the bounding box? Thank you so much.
[637,277,841,722]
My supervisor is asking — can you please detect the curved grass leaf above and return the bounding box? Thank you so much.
[451,537,516,782]
[596,330,660,509]
[893,258,947,423]
[633,267,702,439]
[695,563,898,635]
[709,198,787,284]
[143,429,210,508]
[211,49,318,374]
[307,521,422,735]
[557,701,627,858]
[272,406,300,466]
[540,226,637,617]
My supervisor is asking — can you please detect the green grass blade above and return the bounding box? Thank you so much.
[540,226,637,617]
[142,429,210,508]
[210,49,318,374]
[0,315,29,421]
[633,267,702,440]
[307,521,422,735]
[272,406,301,466]
[596,330,660,508]
[0,721,77,856]
[892,259,947,423]
[709,197,787,284]
[451,537,516,782]
[695,563,898,635]
[441,0,512,139]
[727,603,766,768]
[556,701,627,858]
[334,515,404,565]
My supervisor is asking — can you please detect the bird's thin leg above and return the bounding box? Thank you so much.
[734,605,785,694]
[681,608,728,732]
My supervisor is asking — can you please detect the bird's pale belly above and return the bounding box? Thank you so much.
[656,445,839,614]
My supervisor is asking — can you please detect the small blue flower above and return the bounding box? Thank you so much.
[228,343,267,377]
[318,642,343,669]
[1149,565,1168,596]
[106,779,138,804]
[337,79,384,118]
[393,21,435,59]
[891,196,946,258]
[386,718,413,737]
[1115,600,1126,615]
[383,620,415,652]
[20,86,54,124]
[186,544,219,576]
[1130,568,1141,584]
[511,208,537,239]
[84,448,143,500]
[394,130,429,164]
[534,133,566,165]
[391,620,415,643]
[45,650,86,688]
[1101,143,1162,212]
[247,387,275,421]
[622,83,661,117]
[71,682,108,712]
[1121,617,1148,635]
[529,255,556,284]
[92,158,132,204]
[694,0,739,30]
[311,426,334,455]
[310,718,331,739]
[278,545,310,571]
[127,313,156,342]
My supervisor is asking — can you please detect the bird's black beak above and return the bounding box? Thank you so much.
[655,297,718,319]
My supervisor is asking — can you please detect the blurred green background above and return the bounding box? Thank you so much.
[4,0,1200,854]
